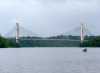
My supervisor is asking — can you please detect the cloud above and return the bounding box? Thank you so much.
[0,0,100,36]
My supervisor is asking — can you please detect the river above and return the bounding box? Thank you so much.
[0,47,100,73]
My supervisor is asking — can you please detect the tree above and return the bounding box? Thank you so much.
[0,36,16,48]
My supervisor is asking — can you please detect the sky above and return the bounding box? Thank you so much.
[0,0,100,37]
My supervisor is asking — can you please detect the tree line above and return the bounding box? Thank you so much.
[0,35,100,48]
[0,36,16,48]
[82,36,100,47]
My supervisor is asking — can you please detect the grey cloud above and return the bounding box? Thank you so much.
[0,0,100,36]
[16,0,100,36]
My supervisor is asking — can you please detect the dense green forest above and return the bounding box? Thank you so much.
[8,35,100,47]
[82,36,100,47]
[0,36,16,48]
[0,35,100,48]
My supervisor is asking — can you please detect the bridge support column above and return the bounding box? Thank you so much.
[80,23,84,43]
[16,22,19,44]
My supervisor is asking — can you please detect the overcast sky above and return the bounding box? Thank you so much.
[0,0,100,37]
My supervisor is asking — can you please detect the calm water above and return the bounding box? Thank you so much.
[0,47,100,73]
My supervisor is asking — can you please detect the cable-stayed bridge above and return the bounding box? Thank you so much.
[4,22,94,47]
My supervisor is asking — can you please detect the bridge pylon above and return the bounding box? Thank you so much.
[80,23,88,43]
[16,22,20,44]
[80,23,84,43]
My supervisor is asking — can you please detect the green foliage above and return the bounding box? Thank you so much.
[2,35,100,47]
[82,36,100,47]
[0,36,16,48]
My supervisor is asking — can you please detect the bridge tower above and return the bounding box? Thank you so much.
[80,23,87,43]
[80,23,84,43]
[16,22,20,44]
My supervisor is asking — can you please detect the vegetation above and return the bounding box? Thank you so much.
[8,35,80,47]
[0,36,16,48]
[82,36,100,47]
[1,35,100,48]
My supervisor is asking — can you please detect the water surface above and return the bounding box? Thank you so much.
[0,47,100,73]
